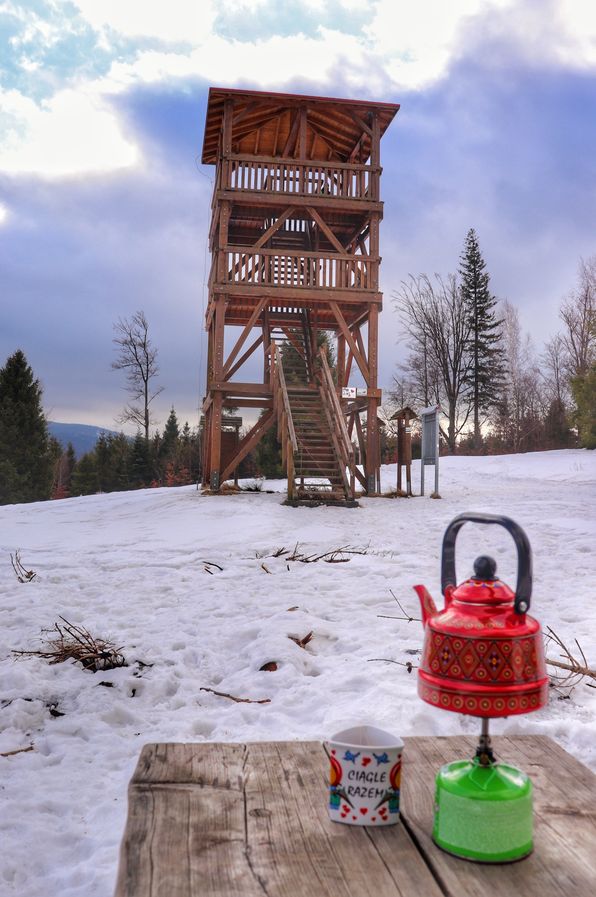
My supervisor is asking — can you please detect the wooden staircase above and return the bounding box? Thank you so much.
[270,316,356,503]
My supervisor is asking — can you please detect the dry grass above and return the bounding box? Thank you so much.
[13,617,127,673]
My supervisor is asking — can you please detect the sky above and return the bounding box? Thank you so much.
[0,0,595,432]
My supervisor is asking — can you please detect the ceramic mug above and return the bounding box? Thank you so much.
[326,725,404,826]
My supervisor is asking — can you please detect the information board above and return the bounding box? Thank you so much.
[420,405,440,496]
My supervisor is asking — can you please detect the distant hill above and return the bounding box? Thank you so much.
[48,422,122,458]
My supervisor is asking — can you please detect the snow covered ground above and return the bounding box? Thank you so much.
[0,450,595,896]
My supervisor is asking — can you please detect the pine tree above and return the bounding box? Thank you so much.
[160,407,179,463]
[571,364,596,449]
[71,452,99,496]
[459,229,505,449]
[129,431,151,487]
[0,350,54,504]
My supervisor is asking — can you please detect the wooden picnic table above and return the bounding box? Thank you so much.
[114,736,596,897]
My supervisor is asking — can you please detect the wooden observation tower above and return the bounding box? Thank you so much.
[201,87,399,500]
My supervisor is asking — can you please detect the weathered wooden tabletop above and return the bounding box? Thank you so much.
[114,736,596,897]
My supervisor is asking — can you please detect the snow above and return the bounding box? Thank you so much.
[0,449,595,895]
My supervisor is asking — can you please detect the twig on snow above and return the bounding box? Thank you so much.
[377,590,421,623]
[288,631,313,649]
[367,658,418,673]
[10,550,37,583]
[199,687,271,704]
[0,744,35,758]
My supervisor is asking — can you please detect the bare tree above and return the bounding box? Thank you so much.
[560,255,596,379]
[541,333,569,407]
[112,311,163,439]
[394,274,472,453]
[495,302,546,452]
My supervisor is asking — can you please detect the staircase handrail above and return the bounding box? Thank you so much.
[270,342,298,499]
[271,343,298,452]
[318,347,355,494]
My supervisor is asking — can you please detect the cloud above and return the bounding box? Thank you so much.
[0,85,138,177]
[69,0,218,44]
[2,1,595,180]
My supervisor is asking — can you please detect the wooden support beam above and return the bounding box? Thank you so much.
[354,325,366,364]
[209,392,223,489]
[330,302,370,383]
[304,120,343,160]
[220,410,275,482]
[345,348,354,381]
[272,113,281,156]
[224,333,263,380]
[223,398,273,409]
[354,411,366,463]
[222,297,268,379]
[337,333,346,388]
[232,101,258,126]
[366,302,379,493]
[282,111,300,157]
[251,207,296,251]
[347,109,372,137]
[218,189,383,214]
[343,221,369,253]
[210,382,272,396]
[299,106,307,159]
[349,134,366,163]
[220,283,382,304]
[306,206,345,254]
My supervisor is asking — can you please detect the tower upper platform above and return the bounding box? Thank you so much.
[201,87,399,165]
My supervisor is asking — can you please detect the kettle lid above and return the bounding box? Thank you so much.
[452,555,514,605]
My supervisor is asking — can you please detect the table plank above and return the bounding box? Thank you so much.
[400,735,596,897]
[114,740,442,897]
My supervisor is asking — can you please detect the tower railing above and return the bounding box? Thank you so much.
[223,155,378,201]
[222,248,376,290]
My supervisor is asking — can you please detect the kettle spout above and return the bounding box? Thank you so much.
[413,584,438,627]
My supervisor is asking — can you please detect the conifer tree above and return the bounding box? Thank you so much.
[160,407,180,462]
[0,350,54,504]
[129,431,151,487]
[70,452,99,496]
[459,229,505,448]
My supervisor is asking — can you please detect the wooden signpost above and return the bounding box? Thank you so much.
[390,405,417,495]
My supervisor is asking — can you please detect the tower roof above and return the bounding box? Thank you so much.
[201,87,399,165]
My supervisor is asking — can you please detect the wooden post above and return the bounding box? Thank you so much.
[337,333,346,390]
[366,305,379,494]
[209,299,225,490]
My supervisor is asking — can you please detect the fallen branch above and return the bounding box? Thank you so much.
[545,627,596,695]
[0,744,34,758]
[199,687,270,704]
[10,550,37,583]
[270,543,368,564]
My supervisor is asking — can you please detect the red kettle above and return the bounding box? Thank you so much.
[414,513,549,718]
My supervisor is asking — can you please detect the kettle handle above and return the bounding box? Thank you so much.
[441,512,532,615]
